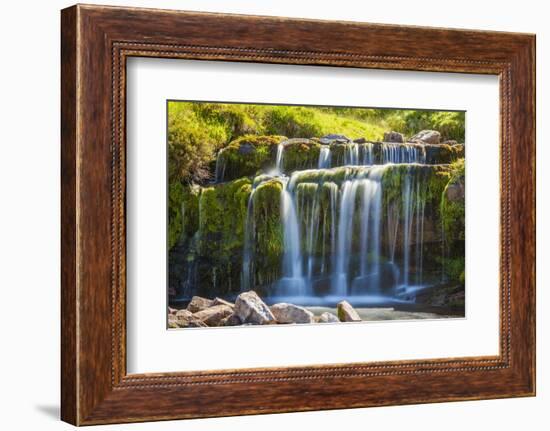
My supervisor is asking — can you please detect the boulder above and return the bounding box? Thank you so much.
[193,304,233,326]
[383,131,404,143]
[317,312,340,323]
[167,306,177,315]
[337,300,362,322]
[408,130,441,145]
[175,309,194,320]
[168,311,207,328]
[353,137,367,144]
[270,303,315,324]
[186,296,214,313]
[174,309,208,328]
[220,313,242,326]
[320,134,350,144]
[234,291,276,325]
[212,297,235,309]
[168,315,179,328]
[445,180,465,203]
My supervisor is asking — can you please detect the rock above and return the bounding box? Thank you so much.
[220,313,242,326]
[234,291,276,325]
[408,130,441,145]
[317,312,340,323]
[212,297,235,309]
[168,315,179,328]
[445,180,465,203]
[320,134,350,144]
[193,305,233,326]
[168,306,177,315]
[353,137,367,144]
[443,140,458,146]
[186,296,214,313]
[270,303,315,324]
[168,312,207,328]
[238,142,256,155]
[175,309,194,320]
[383,131,404,143]
[174,309,208,328]
[337,300,362,322]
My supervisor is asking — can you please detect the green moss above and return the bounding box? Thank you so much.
[217,135,286,181]
[440,159,465,242]
[198,177,252,257]
[168,182,200,249]
[281,140,321,173]
[251,179,284,287]
[440,158,465,283]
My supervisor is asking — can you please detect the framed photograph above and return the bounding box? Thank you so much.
[61,4,536,425]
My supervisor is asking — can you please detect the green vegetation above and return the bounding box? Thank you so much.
[216,135,285,182]
[168,101,465,183]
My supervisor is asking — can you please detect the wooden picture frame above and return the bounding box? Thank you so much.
[61,4,536,425]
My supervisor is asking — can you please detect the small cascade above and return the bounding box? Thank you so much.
[344,143,360,165]
[360,142,374,165]
[318,146,331,169]
[382,143,426,164]
[277,177,306,296]
[214,149,227,183]
[233,138,450,305]
[275,142,285,174]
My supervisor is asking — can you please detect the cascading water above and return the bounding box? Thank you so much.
[382,143,426,164]
[278,177,307,296]
[318,146,331,169]
[239,139,444,305]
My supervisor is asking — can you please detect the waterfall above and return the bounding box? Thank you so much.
[402,171,413,286]
[318,146,331,169]
[278,177,306,296]
[275,142,285,174]
[214,149,226,183]
[382,143,426,164]
[344,143,360,165]
[332,179,361,296]
[239,158,438,304]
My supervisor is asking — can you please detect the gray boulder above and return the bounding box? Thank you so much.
[235,291,276,325]
[271,303,315,324]
[337,300,362,322]
[320,134,350,145]
[383,131,404,143]
[317,312,340,323]
[220,313,242,326]
[408,130,441,145]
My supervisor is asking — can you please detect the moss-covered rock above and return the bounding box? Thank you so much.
[215,135,286,182]
[250,179,284,290]
[280,139,320,173]
[198,177,252,256]
[440,158,465,283]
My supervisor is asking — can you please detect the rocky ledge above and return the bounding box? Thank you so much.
[168,291,449,328]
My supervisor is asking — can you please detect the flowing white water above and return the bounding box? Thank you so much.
[332,179,361,296]
[318,146,331,169]
[278,177,306,295]
[382,143,426,164]
[214,148,226,183]
[238,153,435,302]
[275,142,285,174]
